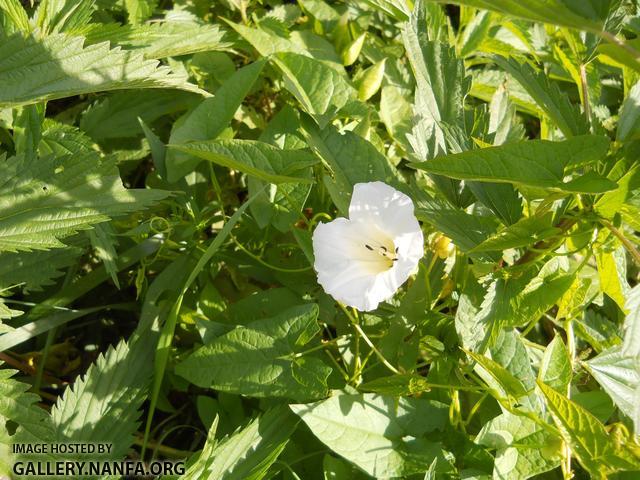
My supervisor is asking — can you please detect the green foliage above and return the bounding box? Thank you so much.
[2,0,640,478]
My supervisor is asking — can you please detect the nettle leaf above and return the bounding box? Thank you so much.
[0,368,56,469]
[182,406,298,480]
[273,52,357,128]
[476,413,561,480]
[430,1,605,38]
[0,33,204,108]
[290,392,449,478]
[0,299,22,321]
[171,139,318,184]
[83,21,231,59]
[538,381,640,477]
[51,337,153,460]
[176,304,331,401]
[0,153,168,252]
[584,346,640,434]
[165,59,265,181]
[492,56,589,137]
[411,135,613,192]
[80,89,197,140]
[0,245,83,292]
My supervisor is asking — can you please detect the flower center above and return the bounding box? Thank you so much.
[362,241,398,272]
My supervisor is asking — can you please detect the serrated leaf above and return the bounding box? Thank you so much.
[492,56,589,137]
[584,346,640,434]
[51,337,153,459]
[176,304,331,401]
[0,153,168,252]
[0,0,30,34]
[0,33,204,108]
[290,392,448,478]
[273,52,357,128]
[83,21,231,59]
[80,89,196,140]
[181,406,298,480]
[410,135,612,192]
[171,139,318,184]
[0,245,83,292]
[538,380,640,477]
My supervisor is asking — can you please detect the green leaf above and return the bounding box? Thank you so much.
[34,0,96,35]
[0,245,83,292]
[181,406,298,480]
[176,304,331,401]
[80,89,196,140]
[617,80,640,141]
[302,118,397,213]
[475,413,561,479]
[622,284,640,359]
[466,349,529,399]
[83,21,231,59]
[0,0,30,34]
[290,392,448,478]
[538,380,640,477]
[584,346,640,433]
[0,367,55,469]
[595,243,629,312]
[0,33,204,108]
[170,139,318,184]
[595,164,640,219]
[273,52,357,128]
[471,214,560,252]
[492,56,589,137]
[410,135,612,192]
[165,59,265,181]
[0,153,168,252]
[430,0,605,32]
[51,337,153,459]
[539,336,572,393]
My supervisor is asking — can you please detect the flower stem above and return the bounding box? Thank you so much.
[337,303,401,375]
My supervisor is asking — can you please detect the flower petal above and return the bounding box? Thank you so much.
[349,181,421,238]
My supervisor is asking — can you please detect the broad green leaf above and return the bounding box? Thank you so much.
[0,245,83,292]
[273,52,357,128]
[411,135,612,192]
[171,139,318,184]
[290,392,448,478]
[538,380,640,477]
[0,33,204,108]
[492,56,589,137]
[466,349,529,399]
[176,304,331,401]
[181,406,298,480]
[430,0,605,32]
[470,214,560,252]
[80,89,196,140]
[83,21,231,59]
[51,337,154,459]
[617,80,640,141]
[165,59,265,181]
[622,284,640,359]
[539,336,572,393]
[124,0,155,25]
[595,243,629,312]
[302,118,396,213]
[226,20,307,57]
[33,0,96,34]
[476,413,561,479]
[584,346,640,433]
[595,164,640,219]
[467,259,575,351]
[0,153,168,252]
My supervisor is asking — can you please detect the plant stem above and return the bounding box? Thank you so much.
[600,219,640,267]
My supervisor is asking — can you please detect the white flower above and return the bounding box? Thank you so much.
[312,181,424,311]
